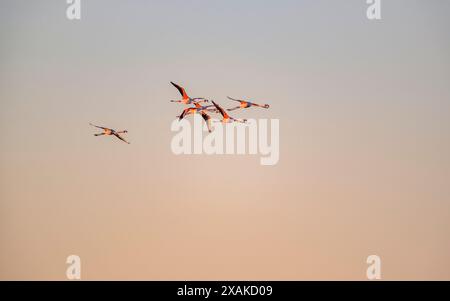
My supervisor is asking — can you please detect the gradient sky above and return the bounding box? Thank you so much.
[1,0,449,280]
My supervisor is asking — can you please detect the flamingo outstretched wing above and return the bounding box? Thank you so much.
[227,96,245,103]
[89,123,110,131]
[201,111,212,132]
[178,108,190,120]
[113,133,130,144]
[171,82,189,100]
[212,101,229,119]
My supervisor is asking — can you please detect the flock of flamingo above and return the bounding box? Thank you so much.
[90,82,270,144]
[170,82,270,133]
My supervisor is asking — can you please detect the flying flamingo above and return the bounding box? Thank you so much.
[211,101,247,124]
[89,123,130,144]
[176,103,213,132]
[170,82,209,105]
[177,105,213,120]
[226,96,270,111]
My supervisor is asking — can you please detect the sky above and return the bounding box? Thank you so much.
[0,0,449,280]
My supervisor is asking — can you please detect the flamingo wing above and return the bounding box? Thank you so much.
[170,82,189,100]
[227,106,241,111]
[201,111,212,132]
[227,96,245,102]
[212,101,228,119]
[113,133,130,144]
[178,108,190,120]
[89,123,110,131]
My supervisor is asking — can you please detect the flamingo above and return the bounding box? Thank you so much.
[170,82,209,105]
[211,101,247,124]
[226,96,269,111]
[176,103,213,132]
[89,123,130,144]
